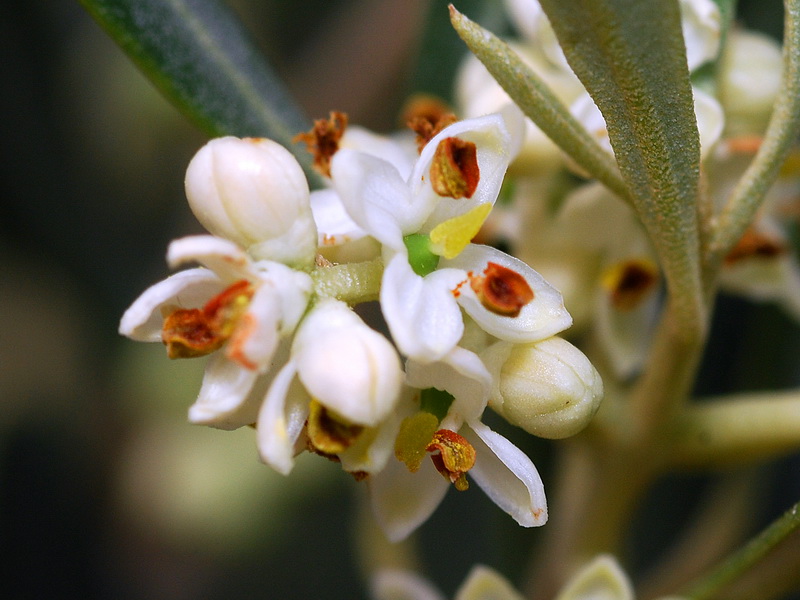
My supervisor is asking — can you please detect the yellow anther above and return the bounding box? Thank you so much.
[307,399,364,455]
[429,203,492,259]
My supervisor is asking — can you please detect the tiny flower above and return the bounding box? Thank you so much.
[257,298,403,475]
[483,337,603,439]
[119,235,313,429]
[331,111,572,363]
[184,136,318,267]
[369,346,548,542]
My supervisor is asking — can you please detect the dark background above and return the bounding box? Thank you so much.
[1,1,796,598]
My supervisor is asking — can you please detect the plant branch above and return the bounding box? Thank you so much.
[681,500,800,600]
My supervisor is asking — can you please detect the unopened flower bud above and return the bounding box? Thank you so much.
[185,136,317,266]
[292,299,402,426]
[490,337,603,439]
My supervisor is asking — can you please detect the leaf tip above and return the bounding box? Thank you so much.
[448,4,461,25]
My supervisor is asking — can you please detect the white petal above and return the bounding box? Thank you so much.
[167,235,254,283]
[339,403,405,475]
[720,251,800,322]
[224,280,281,371]
[694,87,724,159]
[680,0,721,72]
[256,359,310,475]
[414,113,512,229]
[445,244,573,343]
[381,254,466,362]
[502,0,545,42]
[331,150,427,251]
[594,280,660,379]
[341,126,416,180]
[406,346,492,426]
[371,569,445,600]
[293,299,403,425]
[309,188,369,247]
[554,555,634,600]
[368,453,450,543]
[461,421,547,527]
[119,268,223,341]
[253,261,314,333]
[188,352,261,430]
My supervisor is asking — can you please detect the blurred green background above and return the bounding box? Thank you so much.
[1,1,797,598]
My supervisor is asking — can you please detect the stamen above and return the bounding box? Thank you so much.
[403,96,458,153]
[725,227,786,265]
[601,259,659,311]
[293,111,348,177]
[307,399,364,455]
[429,137,480,199]
[426,429,476,491]
[161,280,254,358]
[468,262,534,317]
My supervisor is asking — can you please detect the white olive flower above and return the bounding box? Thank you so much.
[369,346,548,542]
[257,298,403,475]
[331,111,572,363]
[119,235,313,429]
[184,136,318,267]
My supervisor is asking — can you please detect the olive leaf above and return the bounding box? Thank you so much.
[79,0,322,187]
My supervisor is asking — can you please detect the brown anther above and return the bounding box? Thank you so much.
[293,111,348,177]
[162,280,254,358]
[725,227,786,265]
[603,260,659,311]
[429,137,479,199]
[426,429,476,491]
[469,262,534,317]
[306,400,364,456]
[403,96,458,152]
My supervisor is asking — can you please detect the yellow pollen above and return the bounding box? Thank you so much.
[429,203,492,259]
[395,412,439,472]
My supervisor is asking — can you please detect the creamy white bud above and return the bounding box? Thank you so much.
[292,299,403,426]
[718,29,783,136]
[490,337,603,439]
[184,136,317,266]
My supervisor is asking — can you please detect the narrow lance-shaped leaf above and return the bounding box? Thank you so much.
[79,0,323,187]
[449,7,630,203]
[538,0,706,335]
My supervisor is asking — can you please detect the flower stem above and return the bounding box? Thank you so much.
[311,258,384,305]
[680,500,800,600]
[669,390,800,468]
